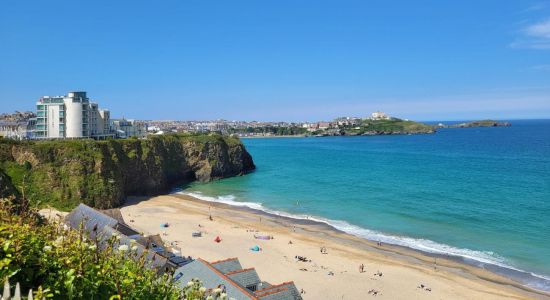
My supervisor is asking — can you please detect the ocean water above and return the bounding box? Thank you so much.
[180,119,550,291]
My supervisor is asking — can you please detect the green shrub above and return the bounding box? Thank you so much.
[0,202,172,299]
[0,200,236,299]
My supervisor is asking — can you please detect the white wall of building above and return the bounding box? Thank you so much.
[47,105,61,138]
[64,98,83,138]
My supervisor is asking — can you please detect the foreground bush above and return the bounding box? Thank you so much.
[0,200,183,299]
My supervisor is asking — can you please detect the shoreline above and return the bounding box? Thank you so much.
[121,194,550,299]
[239,135,307,139]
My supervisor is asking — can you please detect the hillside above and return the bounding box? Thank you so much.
[0,134,255,210]
[337,119,435,136]
[450,120,511,128]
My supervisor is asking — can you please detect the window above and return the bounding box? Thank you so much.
[246,285,257,291]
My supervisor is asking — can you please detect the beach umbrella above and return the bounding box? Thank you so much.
[214,236,222,243]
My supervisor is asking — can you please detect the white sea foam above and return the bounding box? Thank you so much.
[174,190,550,290]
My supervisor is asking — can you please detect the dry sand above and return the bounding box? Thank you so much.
[120,194,549,300]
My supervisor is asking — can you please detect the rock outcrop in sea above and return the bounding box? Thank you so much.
[0,134,255,210]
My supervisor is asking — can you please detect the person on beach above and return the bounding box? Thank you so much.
[359,264,365,273]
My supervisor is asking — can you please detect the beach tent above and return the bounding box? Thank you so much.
[250,245,260,252]
[214,236,222,243]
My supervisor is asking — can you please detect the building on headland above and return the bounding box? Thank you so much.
[370,111,391,120]
[35,91,114,139]
[111,118,147,138]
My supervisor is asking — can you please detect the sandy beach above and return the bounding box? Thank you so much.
[120,194,549,300]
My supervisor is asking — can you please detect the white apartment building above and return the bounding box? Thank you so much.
[35,91,113,139]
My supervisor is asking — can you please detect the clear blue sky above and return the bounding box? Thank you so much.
[1,0,549,121]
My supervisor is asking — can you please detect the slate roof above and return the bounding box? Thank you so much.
[173,258,302,300]
[255,282,302,300]
[65,204,118,239]
[64,204,172,273]
[211,257,243,274]
[226,268,261,289]
[174,259,257,300]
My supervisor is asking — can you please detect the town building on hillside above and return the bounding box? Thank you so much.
[35,91,114,139]
[371,111,391,120]
[0,119,35,140]
[334,117,361,126]
[111,118,146,138]
[317,122,332,130]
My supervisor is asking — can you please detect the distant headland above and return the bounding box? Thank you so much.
[438,119,512,128]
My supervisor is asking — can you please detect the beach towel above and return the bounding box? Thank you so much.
[192,232,202,237]
[254,235,271,240]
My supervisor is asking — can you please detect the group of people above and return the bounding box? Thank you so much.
[368,289,381,296]
[417,284,432,292]
[295,255,310,262]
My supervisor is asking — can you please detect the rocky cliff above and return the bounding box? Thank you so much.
[0,134,255,210]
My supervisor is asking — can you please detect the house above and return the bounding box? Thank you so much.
[0,121,29,140]
[64,204,192,273]
[111,118,146,138]
[371,111,391,120]
[173,258,302,300]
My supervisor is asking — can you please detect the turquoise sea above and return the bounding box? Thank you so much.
[180,119,550,291]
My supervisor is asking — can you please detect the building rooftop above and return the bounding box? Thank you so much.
[64,204,192,273]
[174,258,302,300]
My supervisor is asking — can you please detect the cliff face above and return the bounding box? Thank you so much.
[0,134,255,210]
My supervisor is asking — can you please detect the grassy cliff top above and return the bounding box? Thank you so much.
[337,118,434,135]
[0,133,253,211]
[452,120,511,128]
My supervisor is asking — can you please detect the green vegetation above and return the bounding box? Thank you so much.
[226,119,434,137]
[450,120,511,128]
[0,200,228,299]
[347,119,435,135]
[0,200,178,299]
[0,134,255,211]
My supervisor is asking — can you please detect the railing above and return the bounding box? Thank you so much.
[1,279,42,300]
